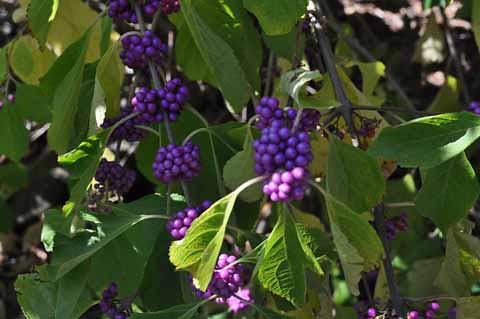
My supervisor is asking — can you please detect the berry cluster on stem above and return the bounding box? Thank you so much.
[99,283,130,319]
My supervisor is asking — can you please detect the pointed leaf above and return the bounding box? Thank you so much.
[27,0,59,46]
[0,102,28,162]
[369,112,480,168]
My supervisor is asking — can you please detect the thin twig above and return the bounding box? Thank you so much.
[384,202,416,209]
[134,3,193,206]
[440,8,470,105]
[320,1,416,111]
[373,203,404,318]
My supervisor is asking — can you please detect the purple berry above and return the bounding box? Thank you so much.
[102,107,148,142]
[95,159,136,195]
[408,311,420,319]
[160,0,180,15]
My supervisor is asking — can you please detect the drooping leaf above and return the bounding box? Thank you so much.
[178,0,252,111]
[295,224,329,277]
[327,136,385,212]
[47,28,92,153]
[8,35,56,85]
[416,153,479,230]
[58,130,108,206]
[96,41,124,118]
[281,69,323,108]
[27,0,59,46]
[258,207,306,306]
[243,0,308,35]
[324,192,383,295]
[0,101,28,162]
[368,112,480,168]
[169,192,238,290]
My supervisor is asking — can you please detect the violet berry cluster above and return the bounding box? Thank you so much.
[152,141,201,183]
[167,200,212,240]
[95,159,136,195]
[385,213,409,240]
[99,283,129,319]
[190,254,252,306]
[120,32,168,69]
[108,0,161,23]
[467,101,480,115]
[131,79,189,124]
[253,97,315,202]
[354,301,379,319]
[407,302,441,319]
[102,107,147,142]
[0,94,15,109]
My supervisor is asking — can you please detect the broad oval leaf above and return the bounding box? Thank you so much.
[416,153,480,231]
[368,112,480,168]
[327,136,385,212]
[243,0,308,35]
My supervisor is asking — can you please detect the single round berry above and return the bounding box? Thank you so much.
[408,311,420,319]
[7,94,15,103]
[120,31,167,69]
[152,141,201,183]
[167,200,212,240]
[95,159,136,195]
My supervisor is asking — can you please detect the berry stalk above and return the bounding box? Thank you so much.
[133,1,193,206]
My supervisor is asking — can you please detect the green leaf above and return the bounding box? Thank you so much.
[58,131,108,206]
[428,76,462,113]
[47,28,93,153]
[169,193,236,290]
[27,0,59,46]
[474,0,480,53]
[179,0,252,111]
[243,0,308,35]
[99,16,113,55]
[406,258,443,297]
[324,192,383,295]
[0,46,7,84]
[0,162,28,198]
[223,136,262,203]
[96,41,124,118]
[281,69,323,109]
[0,101,28,162]
[416,153,479,230]
[295,224,327,277]
[258,207,306,306]
[41,209,74,252]
[8,35,56,85]
[15,84,51,122]
[263,29,305,61]
[131,303,204,319]
[457,296,480,318]
[435,229,471,296]
[15,264,94,319]
[327,136,385,212]
[368,112,480,168]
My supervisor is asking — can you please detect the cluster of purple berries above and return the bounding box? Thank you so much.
[167,200,212,240]
[358,118,379,138]
[226,287,253,313]
[131,79,189,124]
[120,32,167,69]
[253,98,315,202]
[95,159,136,195]
[152,141,201,183]
[385,213,409,240]
[159,0,180,15]
[99,283,129,319]
[102,108,147,142]
[408,302,441,319]
[108,0,161,23]
[254,97,320,132]
[467,101,480,115]
[190,254,251,306]
[263,167,308,202]
[253,126,312,175]
[0,94,15,109]
[354,301,378,319]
